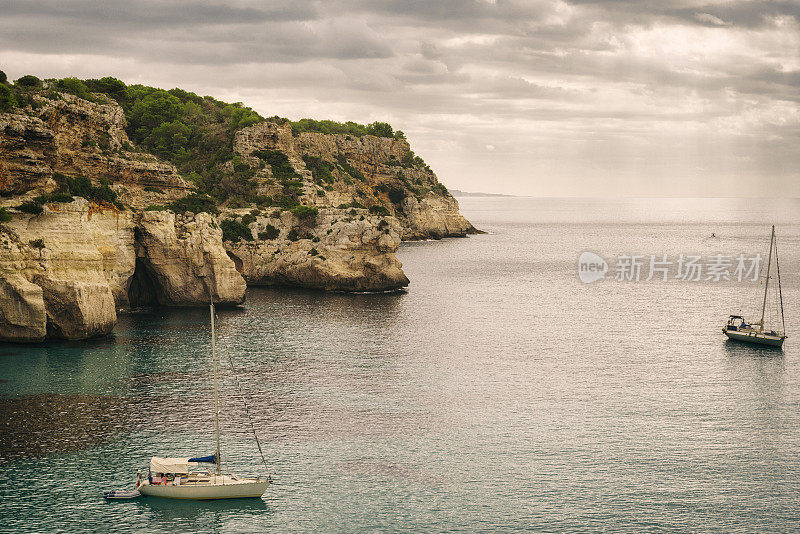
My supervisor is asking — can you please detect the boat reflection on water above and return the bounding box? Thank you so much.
[137,494,271,514]
[132,494,272,527]
[723,338,785,357]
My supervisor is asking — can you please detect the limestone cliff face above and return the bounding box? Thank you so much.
[222,122,475,289]
[0,89,478,342]
[0,199,245,342]
[0,95,191,205]
[233,123,476,240]
[400,194,474,240]
[0,199,122,341]
[135,211,246,306]
[225,208,408,291]
[0,113,55,195]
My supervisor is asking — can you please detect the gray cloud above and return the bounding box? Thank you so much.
[0,0,797,196]
[0,0,316,26]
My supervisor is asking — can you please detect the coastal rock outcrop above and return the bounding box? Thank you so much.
[135,211,246,306]
[401,194,475,240]
[0,96,191,205]
[225,208,408,291]
[233,122,477,240]
[221,122,476,293]
[0,199,121,340]
[0,84,477,342]
[0,275,47,342]
[0,113,56,195]
[0,200,246,342]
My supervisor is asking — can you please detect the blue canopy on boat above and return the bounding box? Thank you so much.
[188,454,217,464]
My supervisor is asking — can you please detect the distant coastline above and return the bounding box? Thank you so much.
[450,189,516,198]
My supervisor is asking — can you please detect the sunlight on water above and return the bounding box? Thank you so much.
[1,198,798,532]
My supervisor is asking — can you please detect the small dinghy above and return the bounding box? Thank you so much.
[104,489,141,499]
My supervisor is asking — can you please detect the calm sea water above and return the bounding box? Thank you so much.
[1,198,799,532]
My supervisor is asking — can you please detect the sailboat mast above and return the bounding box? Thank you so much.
[775,232,786,335]
[759,225,775,331]
[211,299,222,476]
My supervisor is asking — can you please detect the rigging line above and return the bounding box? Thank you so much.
[223,344,270,477]
[775,234,786,335]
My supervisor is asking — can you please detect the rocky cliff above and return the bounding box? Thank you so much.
[0,199,244,342]
[0,85,475,342]
[0,93,191,204]
[233,122,475,240]
[225,208,408,291]
[220,121,475,289]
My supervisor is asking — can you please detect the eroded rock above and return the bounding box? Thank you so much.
[0,199,120,340]
[136,211,246,306]
[0,275,47,342]
[226,208,408,291]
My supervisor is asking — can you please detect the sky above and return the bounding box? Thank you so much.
[1,0,798,197]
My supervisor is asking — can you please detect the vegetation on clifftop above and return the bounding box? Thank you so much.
[290,118,404,140]
[1,69,450,218]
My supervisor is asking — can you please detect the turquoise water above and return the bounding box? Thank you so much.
[1,198,799,532]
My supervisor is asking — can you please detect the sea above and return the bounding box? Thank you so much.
[1,197,799,533]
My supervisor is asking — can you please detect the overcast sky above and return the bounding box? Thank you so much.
[1,0,798,196]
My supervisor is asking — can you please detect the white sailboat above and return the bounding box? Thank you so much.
[137,300,271,499]
[722,225,787,348]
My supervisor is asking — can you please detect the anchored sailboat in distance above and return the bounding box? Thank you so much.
[722,225,787,348]
[136,299,271,499]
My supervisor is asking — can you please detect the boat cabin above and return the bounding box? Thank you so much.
[725,315,749,331]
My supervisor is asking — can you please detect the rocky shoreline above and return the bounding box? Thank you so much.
[0,89,477,342]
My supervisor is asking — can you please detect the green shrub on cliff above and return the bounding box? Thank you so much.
[290,205,319,221]
[252,150,300,180]
[54,77,92,101]
[0,84,15,112]
[50,192,75,203]
[17,200,43,215]
[337,201,366,210]
[290,118,397,139]
[258,224,280,240]
[388,187,406,204]
[302,155,335,184]
[84,77,128,104]
[336,155,365,181]
[62,175,118,204]
[33,192,74,204]
[366,121,393,138]
[15,75,42,89]
[369,205,390,216]
[221,218,253,242]
[0,207,12,223]
[65,175,92,197]
[0,70,6,85]
[168,193,219,215]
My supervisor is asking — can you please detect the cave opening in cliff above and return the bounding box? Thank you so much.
[226,251,244,274]
[127,258,159,307]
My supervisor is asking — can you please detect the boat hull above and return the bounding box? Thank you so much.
[724,329,785,347]
[138,478,269,500]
